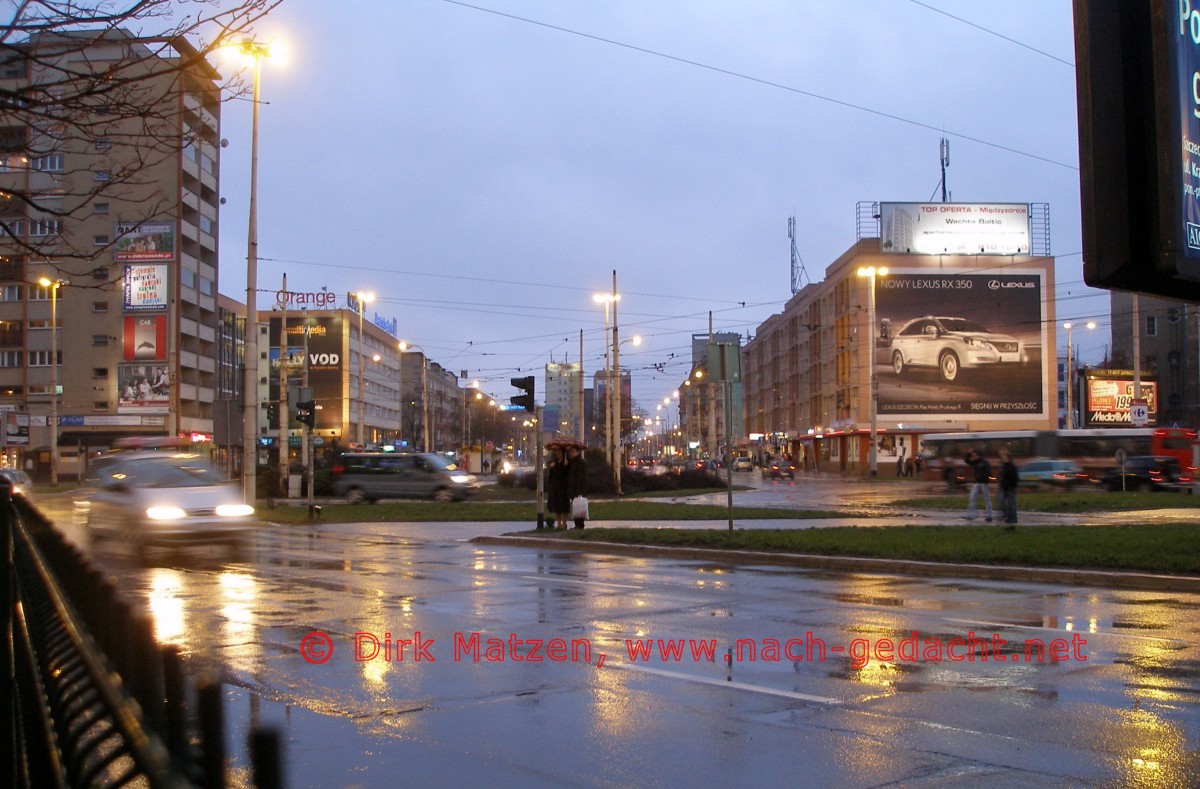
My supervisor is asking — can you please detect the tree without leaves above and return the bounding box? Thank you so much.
[0,0,282,278]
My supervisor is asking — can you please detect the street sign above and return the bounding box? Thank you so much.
[1130,399,1149,427]
[1115,448,1127,466]
[313,437,325,446]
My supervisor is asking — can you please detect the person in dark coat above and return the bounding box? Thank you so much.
[546,448,570,529]
[963,449,994,522]
[997,449,1019,528]
[566,445,588,528]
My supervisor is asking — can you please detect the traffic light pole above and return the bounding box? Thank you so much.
[535,404,544,529]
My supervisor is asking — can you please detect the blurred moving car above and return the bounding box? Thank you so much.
[0,467,33,497]
[332,451,478,503]
[1018,459,1090,489]
[766,459,796,480]
[731,456,754,472]
[889,316,1025,382]
[73,452,254,554]
[1099,456,1190,492]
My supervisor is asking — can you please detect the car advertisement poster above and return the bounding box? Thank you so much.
[1083,375,1158,427]
[873,270,1046,418]
[880,203,1032,256]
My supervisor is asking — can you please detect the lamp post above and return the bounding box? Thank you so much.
[238,37,273,504]
[38,277,66,485]
[354,291,374,446]
[1064,320,1096,429]
[592,292,619,481]
[856,265,887,476]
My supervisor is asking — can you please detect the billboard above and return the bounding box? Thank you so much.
[1083,374,1158,427]
[880,203,1032,255]
[873,270,1047,419]
[114,221,175,262]
[118,363,170,413]
[123,315,167,361]
[123,264,168,311]
[268,316,344,432]
[2,409,28,446]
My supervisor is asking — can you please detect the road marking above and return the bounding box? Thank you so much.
[519,575,643,590]
[613,663,842,705]
[944,618,1185,645]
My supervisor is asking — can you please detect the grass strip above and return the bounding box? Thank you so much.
[516,523,1200,575]
[894,490,1200,513]
[263,500,832,523]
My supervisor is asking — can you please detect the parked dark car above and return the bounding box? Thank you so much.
[766,459,796,480]
[1099,456,1191,492]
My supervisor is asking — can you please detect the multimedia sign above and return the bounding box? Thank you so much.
[879,203,1031,256]
[1083,374,1158,427]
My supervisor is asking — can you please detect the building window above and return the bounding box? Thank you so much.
[95,138,111,150]
[0,320,21,346]
[27,385,56,395]
[93,234,109,246]
[0,351,21,367]
[1146,315,1158,337]
[92,367,108,378]
[93,401,108,411]
[28,350,61,366]
[0,285,21,302]
[199,215,216,235]
[199,276,214,296]
[92,335,109,346]
[0,386,22,396]
[92,301,108,313]
[179,268,196,289]
[28,218,62,236]
[0,257,21,281]
[93,202,109,215]
[31,154,64,172]
[0,219,23,237]
[91,268,109,282]
[94,170,110,181]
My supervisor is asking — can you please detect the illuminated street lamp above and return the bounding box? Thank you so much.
[233,37,277,504]
[1064,320,1096,429]
[856,265,888,476]
[37,276,66,484]
[354,291,374,446]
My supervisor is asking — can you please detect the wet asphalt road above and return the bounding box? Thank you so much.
[38,482,1200,787]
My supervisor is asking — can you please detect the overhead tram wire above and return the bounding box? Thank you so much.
[439,0,1078,172]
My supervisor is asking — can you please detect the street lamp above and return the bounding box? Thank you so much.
[1064,320,1096,429]
[593,291,620,486]
[235,37,275,504]
[856,265,888,476]
[354,291,374,446]
[38,277,66,485]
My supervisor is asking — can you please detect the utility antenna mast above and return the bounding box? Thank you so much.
[788,216,809,294]
[939,137,950,202]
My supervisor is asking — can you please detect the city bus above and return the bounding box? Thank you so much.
[920,427,1197,484]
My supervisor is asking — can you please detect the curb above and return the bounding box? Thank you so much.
[471,534,1200,593]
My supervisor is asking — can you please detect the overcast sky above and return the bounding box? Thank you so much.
[213,0,1097,411]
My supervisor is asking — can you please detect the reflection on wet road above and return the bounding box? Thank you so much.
[55,513,1200,787]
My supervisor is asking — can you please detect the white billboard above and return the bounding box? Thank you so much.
[880,203,1032,255]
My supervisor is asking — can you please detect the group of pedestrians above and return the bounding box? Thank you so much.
[962,448,1019,529]
[545,445,587,529]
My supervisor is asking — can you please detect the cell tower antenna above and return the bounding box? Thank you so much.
[789,215,809,294]
[939,137,950,202]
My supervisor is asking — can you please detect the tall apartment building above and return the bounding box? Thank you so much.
[544,361,583,441]
[0,30,222,475]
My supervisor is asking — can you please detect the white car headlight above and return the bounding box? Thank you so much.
[449,474,471,484]
[216,504,255,517]
[147,506,186,520]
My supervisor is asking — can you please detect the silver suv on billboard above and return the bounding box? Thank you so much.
[889,316,1025,382]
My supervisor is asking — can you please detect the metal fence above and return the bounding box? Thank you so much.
[2,481,283,787]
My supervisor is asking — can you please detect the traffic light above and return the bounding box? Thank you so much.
[296,400,315,428]
[510,376,535,412]
[265,402,279,427]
